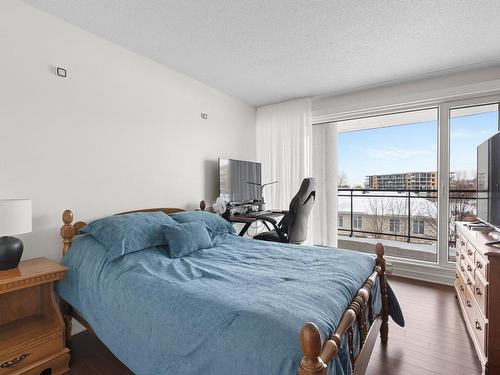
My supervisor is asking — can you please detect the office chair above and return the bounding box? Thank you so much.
[253,177,316,244]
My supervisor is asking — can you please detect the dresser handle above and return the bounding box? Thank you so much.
[460,254,465,260]
[1,352,30,368]
[475,287,482,296]
[461,241,465,247]
[467,265,472,272]
[460,266,465,272]
[467,250,473,256]
[455,273,459,279]
[466,300,472,308]
[475,321,482,331]
[476,261,483,269]
[460,286,464,292]
[467,279,472,286]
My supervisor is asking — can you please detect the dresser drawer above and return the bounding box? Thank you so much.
[473,273,488,317]
[0,332,63,374]
[455,272,466,302]
[467,298,488,356]
[465,242,475,265]
[459,262,474,290]
[474,251,488,280]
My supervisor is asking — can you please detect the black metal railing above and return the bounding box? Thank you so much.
[337,188,479,244]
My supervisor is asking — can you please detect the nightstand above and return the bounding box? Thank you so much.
[0,258,70,374]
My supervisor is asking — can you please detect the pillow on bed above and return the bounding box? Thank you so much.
[80,212,177,261]
[170,211,235,238]
[161,222,213,258]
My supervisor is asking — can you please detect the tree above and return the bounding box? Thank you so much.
[338,171,349,188]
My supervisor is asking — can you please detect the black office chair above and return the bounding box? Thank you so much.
[253,177,316,244]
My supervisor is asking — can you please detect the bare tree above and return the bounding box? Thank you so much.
[338,171,349,188]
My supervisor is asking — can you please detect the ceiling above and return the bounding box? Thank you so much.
[22,0,500,107]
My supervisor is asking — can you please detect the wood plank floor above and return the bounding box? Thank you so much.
[69,276,482,375]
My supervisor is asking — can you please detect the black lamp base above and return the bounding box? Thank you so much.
[0,236,24,271]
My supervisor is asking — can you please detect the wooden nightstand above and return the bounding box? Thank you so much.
[0,258,70,375]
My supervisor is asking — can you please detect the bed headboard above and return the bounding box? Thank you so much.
[60,207,186,256]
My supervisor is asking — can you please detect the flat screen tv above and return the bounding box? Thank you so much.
[218,158,262,204]
[477,132,500,229]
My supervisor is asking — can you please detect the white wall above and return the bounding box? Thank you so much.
[0,1,256,262]
[313,64,500,122]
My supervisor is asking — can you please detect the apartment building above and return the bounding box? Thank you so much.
[365,172,437,190]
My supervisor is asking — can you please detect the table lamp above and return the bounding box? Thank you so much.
[0,199,32,271]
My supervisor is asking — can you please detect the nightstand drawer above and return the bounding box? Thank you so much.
[0,332,62,374]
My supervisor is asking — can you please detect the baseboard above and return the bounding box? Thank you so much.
[388,261,455,286]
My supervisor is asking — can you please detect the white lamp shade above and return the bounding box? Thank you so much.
[0,199,32,236]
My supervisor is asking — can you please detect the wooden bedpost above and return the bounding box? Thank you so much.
[60,210,75,345]
[376,243,389,344]
[298,323,327,375]
[61,210,75,256]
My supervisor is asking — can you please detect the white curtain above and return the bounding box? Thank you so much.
[312,123,338,247]
[256,98,312,216]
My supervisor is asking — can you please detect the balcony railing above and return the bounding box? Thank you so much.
[338,188,479,245]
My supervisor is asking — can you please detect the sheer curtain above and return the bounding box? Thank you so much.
[256,98,312,216]
[312,123,338,247]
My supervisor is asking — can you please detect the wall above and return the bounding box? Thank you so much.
[0,1,256,262]
[313,64,500,122]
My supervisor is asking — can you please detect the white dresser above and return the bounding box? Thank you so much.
[455,222,500,375]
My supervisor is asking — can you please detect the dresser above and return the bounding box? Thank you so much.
[455,222,500,375]
[0,258,70,374]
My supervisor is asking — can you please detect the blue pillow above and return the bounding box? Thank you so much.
[170,211,235,238]
[80,212,177,261]
[161,222,213,258]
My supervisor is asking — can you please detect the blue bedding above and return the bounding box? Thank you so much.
[57,233,399,375]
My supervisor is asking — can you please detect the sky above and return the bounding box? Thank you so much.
[338,111,499,186]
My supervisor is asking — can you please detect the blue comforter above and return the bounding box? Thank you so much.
[57,233,400,375]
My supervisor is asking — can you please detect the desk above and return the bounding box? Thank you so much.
[229,211,285,237]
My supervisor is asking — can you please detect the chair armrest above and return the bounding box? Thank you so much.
[259,215,278,226]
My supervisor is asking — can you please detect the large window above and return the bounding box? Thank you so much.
[335,108,438,262]
[312,95,500,268]
[447,103,499,261]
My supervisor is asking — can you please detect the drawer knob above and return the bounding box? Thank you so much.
[475,320,482,331]
[468,250,473,256]
[460,286,464,292]
[461,241,465,246]
[467,279,472,286]
[467,265,472,272]
[466,300,472,308]
[476,261,483,269]
[475,287,482,296]
[460,266,465,272]
[1,352,30,369]
[460,255,465,260]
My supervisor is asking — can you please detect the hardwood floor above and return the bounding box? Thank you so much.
[68,276,482,375]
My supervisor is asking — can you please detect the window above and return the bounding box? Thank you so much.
[338,215,344,227]
[353,215,363,229]
[412,219,425,235]
[389,218,400,233]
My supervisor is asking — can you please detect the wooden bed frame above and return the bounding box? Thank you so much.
[59,208,389,375]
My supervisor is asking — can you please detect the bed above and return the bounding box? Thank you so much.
[57,208,403,375]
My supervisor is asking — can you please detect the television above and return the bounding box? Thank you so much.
[218,159,262,204]
[477,132,500,230]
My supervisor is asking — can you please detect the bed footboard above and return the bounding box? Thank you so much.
[298,243,389,375]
